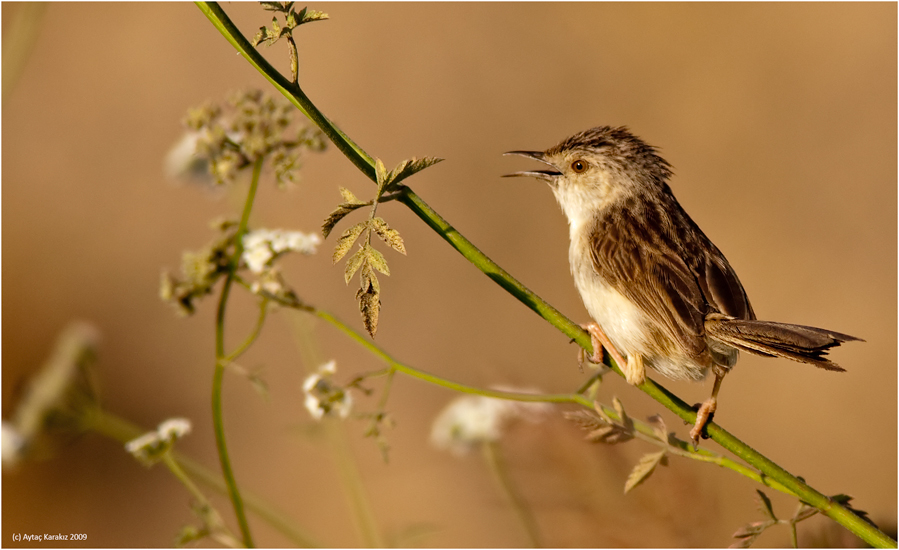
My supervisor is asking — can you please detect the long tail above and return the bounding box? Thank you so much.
[704,314,862,371]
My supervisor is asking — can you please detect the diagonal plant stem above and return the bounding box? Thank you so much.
[195,3,895,547]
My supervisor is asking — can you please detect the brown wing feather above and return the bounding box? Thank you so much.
[589,193,753,361]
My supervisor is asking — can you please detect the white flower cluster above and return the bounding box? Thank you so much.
[2,422,27,468]
[242,228,321,274]
[430,389,550,456]
[125,417,192,465]
[303,360,353,420]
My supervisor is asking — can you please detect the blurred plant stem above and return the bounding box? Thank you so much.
[197,3,895,547]
[289,312,385,548]
[291,301,795,496]
[82,407,321,547]
[2,2,45,102]
[212,157,264,547]
[482,441,542,547]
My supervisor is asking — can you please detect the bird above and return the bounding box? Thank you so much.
[503,125,861,444]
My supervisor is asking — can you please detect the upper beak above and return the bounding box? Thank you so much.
[502,150,561,180]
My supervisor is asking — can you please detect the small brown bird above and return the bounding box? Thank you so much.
[504,126,860,444]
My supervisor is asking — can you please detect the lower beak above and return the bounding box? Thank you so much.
[502,150,561,180]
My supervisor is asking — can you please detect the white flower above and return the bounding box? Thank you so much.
[242,229,320,274]
[158,418,192,441]
[430,390,550,456]
[243,245,274,274]
[125,431,162,458]
[125,417,192,465]
[318,359,337,376]
[284,231,321,255]
[304,392,324,420]
[302,361,352,421]
[2,422,26,469]
[164,131,206,181]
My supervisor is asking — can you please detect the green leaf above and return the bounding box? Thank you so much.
[344,246,366,284]
[366,245,390,276]
[298,7,328,24]
[792,503,818,523]
[563,408,633,444]
[359,262,380,294]
[611,396,634,433]
[322,202,366,238]
[756,490,777,522]
[251,26,268,47]
[647,414,668,442]
[624,450,667,493]
[375,158,389,195]
[332,221,368,263]
[370,217,406,254]
[339,186,365,205]
[730,521,774,548]
[387,157,444,189]
[356,272,381,337]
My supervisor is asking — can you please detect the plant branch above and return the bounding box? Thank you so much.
[291,301,801,499]
[197,4,895,547]
[83,407,321,547]
[212,156,264,547]
[483,441,542,547]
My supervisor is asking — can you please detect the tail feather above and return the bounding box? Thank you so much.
[705,314,862,372]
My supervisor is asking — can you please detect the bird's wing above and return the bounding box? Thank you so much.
[589,200,753,360]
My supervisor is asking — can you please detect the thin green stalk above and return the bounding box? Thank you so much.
[483,441,542,547]
[300,302,795,498]
[224,298,269,363]
[197,4,895,547]
[213,157,264,547]
[84,408,321,547]
[161,454,243,548]
[289,312,385,548]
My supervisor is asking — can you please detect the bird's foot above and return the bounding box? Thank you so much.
[690,397,717,448]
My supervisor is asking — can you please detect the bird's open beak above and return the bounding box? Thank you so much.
[502,150,561,180]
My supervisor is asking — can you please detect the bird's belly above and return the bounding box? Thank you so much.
[574,276,711,381]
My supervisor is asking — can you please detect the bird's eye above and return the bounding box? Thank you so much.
[571,160,587,173]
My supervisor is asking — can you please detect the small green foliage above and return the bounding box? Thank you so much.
[729,491,875,548]
[562,401,634,444]
[333,221,368,264]
[756,489,777,522]
[356,263,381,337]
[323,156,440,337]
[624,450,668,494]
[730,520,776,548]
[382,156,444,192]
[252,3,328,48]
[362,410,395,463]
[370,217,406,254]
[322,187,369,238]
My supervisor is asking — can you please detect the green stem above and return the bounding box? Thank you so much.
[300,302,794,497]
[224,298,269,363]
[85,408,321,547]
[197,4,894,547]
[483,441,542,547]
[161,453,243,548]
[288,312,385,547]
[213,157,264,547]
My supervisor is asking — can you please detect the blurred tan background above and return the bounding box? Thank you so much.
[3,2,895,547]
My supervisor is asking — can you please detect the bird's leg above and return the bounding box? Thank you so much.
[690,368,725,446]
[582,322,642,383]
